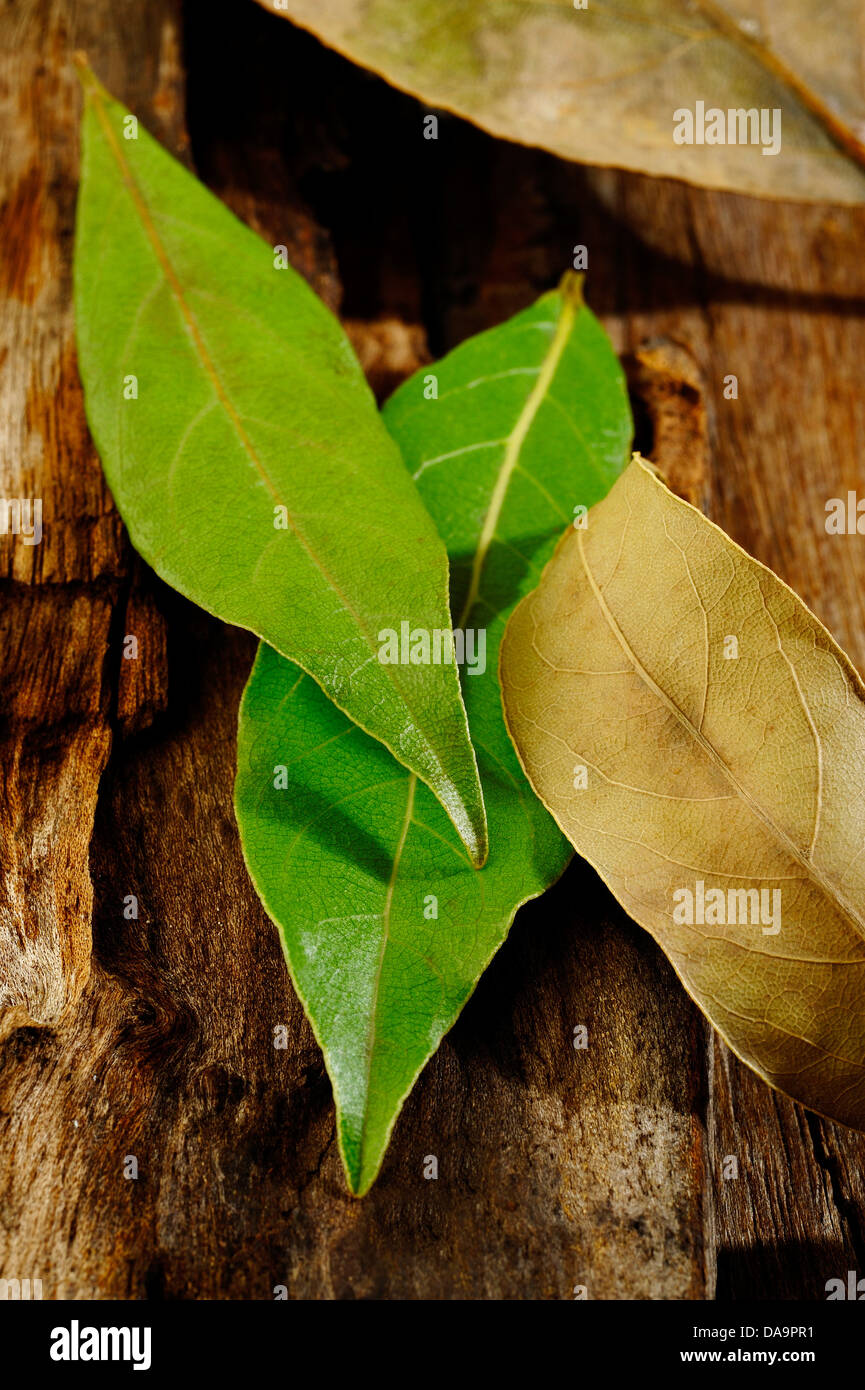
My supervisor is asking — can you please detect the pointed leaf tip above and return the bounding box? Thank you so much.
[74,75,487,862]
[236,286,632,1192]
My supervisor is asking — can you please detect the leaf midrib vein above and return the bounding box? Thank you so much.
[85,80,457,790]
[575,518,865,944]
[354,288,581,1175]
[690,0,865,174]
[357,770,417,1176]
[456,288,578,630]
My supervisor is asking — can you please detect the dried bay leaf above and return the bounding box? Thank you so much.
[73,64,486,864]
[235,278,633,1193]
[259,0,865,204]
[501,455,865,1130]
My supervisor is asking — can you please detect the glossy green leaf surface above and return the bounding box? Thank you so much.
[73,66,486,863]
[235,278,633,1193]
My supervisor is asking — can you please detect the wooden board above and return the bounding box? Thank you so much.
[1,0,864,1299]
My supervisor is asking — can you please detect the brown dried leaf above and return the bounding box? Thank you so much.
[501,455,865,1129]
[258,0,865,204]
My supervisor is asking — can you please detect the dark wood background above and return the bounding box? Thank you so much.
[2,0,865,1299]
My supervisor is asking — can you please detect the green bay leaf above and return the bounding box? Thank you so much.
[73,65,486,864]
[235,278,633,1193]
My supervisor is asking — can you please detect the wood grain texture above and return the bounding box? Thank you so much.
[0,0,863,1299]
[0,0,188,1034]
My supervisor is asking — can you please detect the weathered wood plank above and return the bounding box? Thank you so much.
[0,0,188,1034]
